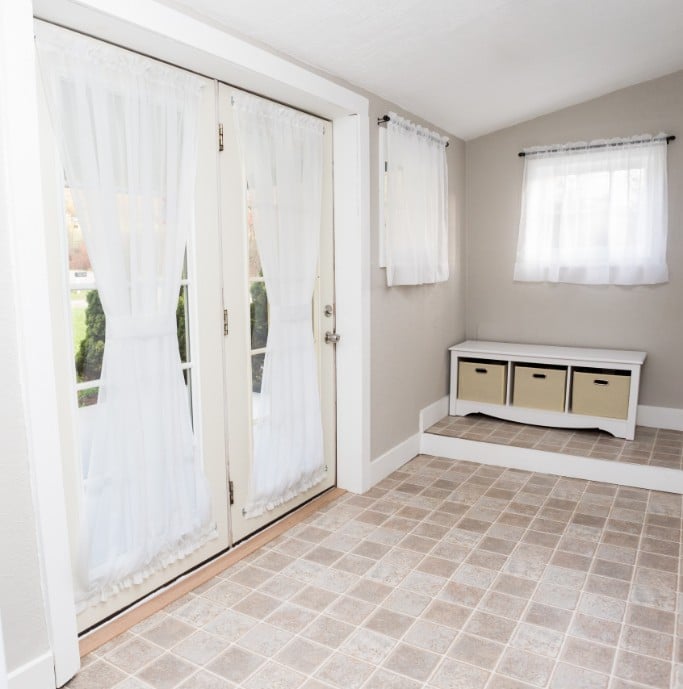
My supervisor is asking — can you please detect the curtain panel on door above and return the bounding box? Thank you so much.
[380,112,449,286]
[232,93,326,518]
[36,23,214,607]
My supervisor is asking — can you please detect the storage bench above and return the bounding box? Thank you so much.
[449,341,646,440]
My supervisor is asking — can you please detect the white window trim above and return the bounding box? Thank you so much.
[23,1,370,684]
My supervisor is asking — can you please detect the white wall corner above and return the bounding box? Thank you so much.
[332,110,371,496]
[419,396,448,432]
[637,405,683,432]
[365,397,448,491]
[368,433,421,489]
[7,652,54,689]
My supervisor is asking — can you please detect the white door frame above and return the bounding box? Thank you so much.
[4,1,80,686]
[27,0,371,685]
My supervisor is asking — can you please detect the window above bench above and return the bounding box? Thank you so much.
[514,134,670,285]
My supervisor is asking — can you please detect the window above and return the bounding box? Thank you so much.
[64,185,194,415]
[247,190,268,408]
[65,187,101,407]
[514,136,669,285]
[379,112,449,286]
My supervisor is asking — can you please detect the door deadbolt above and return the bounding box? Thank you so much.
[325,331,340,344]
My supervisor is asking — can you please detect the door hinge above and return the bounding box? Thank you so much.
[229,480,235,505]
[223,308,229,336]
[218,123,224,152]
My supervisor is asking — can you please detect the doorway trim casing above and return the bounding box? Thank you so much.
[27,0,371,685]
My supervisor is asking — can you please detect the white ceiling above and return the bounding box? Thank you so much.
[161,0,683,140]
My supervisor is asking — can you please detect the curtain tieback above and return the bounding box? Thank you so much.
[269,303,311,324]
[106,314,177,339]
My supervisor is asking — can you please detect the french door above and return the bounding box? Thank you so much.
[218,84,337,543]
[41,58,337,631]
[39,80,232,632]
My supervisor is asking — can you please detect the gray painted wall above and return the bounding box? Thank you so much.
[368,99,466,459]
[465,70,683,410]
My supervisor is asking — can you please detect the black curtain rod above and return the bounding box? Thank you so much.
[377,114,449,147]
[518,135,675,157]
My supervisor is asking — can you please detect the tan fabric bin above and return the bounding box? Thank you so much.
[458,360,507,404]
[513,365,566,412]
[572,370,631,419]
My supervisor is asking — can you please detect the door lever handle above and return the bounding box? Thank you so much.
[325,331,340,344]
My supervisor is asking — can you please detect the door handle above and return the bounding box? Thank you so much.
[325,331,340,344]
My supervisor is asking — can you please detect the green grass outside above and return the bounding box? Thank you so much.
[71,290,87,354]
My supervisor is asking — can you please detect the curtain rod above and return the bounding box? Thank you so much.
[377,114,449,147]
[518,135,675,157]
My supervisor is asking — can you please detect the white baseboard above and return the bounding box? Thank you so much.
[367,397,450,489]
[8,652,54,689]
[419,396,448,432]
[366,398,683,493]
[638,405,683,431]
[368,432,421,488]
[421,433,683,494]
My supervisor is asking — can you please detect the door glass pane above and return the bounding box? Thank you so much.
[250,281,268,350]
[248,225,262,279]
[182,368,193,428]
[73,288,105,384]
[251,352,265,395]
[177,284,190,363]
[78,387,99,408]
[65,187,93,276]
[251,352,265,424]
[247,195,262,279]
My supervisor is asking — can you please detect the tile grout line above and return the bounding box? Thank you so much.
[251,473,670,685]
[79,455,683,689]
[412,464,567,688]
[606,487,655,689]
[557,479,624,689]
[481,472,593,689]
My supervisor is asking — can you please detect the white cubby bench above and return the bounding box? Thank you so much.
[449,341,646,440]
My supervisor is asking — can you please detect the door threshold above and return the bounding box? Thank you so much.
[78,486,345,657]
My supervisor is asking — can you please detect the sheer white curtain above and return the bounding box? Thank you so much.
[36,23,213,606]
[233,92,325,518]
[515,135,669,285]
[381,112,449,286]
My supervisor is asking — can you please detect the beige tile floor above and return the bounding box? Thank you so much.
[69,455,683,689]
[427,414,683,470]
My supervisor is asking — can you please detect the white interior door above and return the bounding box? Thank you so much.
[39,77,231,633]
[218,84,337,543]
